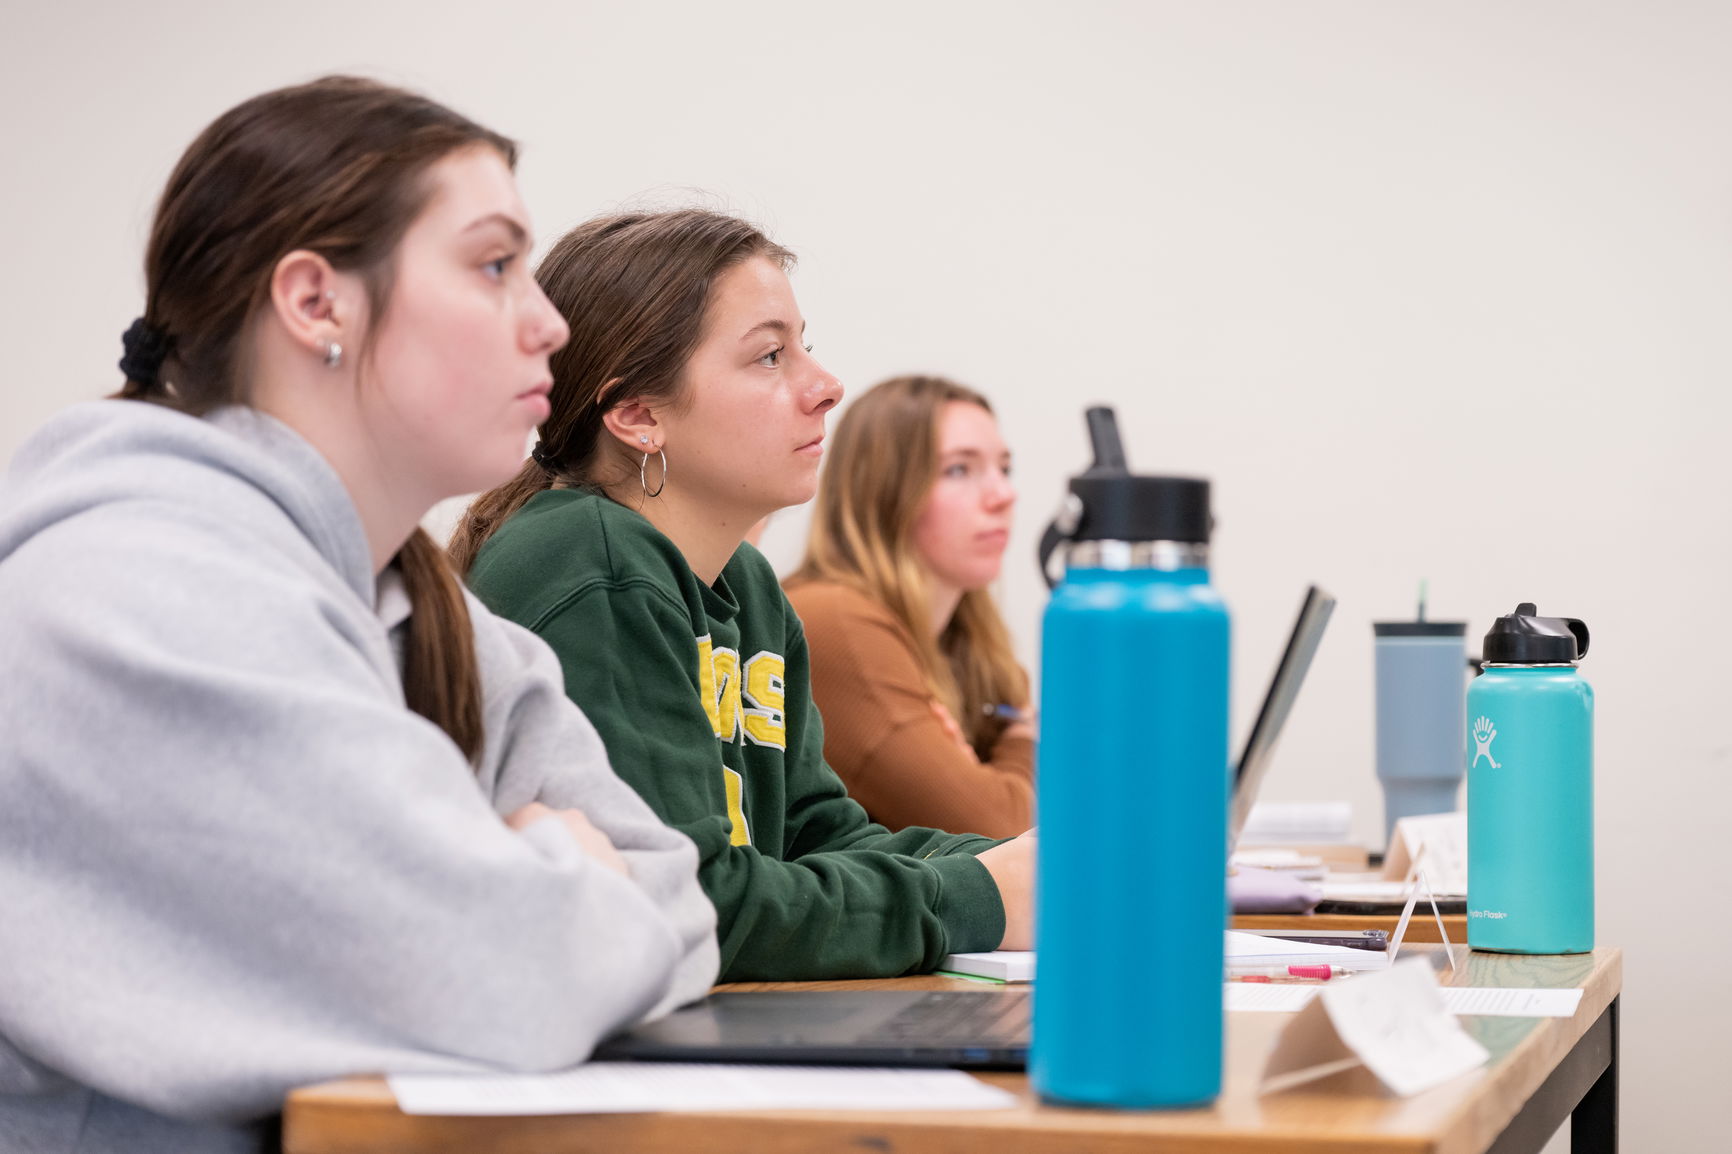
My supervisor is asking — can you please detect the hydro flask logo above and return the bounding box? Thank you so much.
[1471,716,1501,769]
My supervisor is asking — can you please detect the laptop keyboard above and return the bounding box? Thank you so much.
[860,990,1031,1047]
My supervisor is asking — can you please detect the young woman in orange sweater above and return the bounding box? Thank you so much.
[787,376,1034,837]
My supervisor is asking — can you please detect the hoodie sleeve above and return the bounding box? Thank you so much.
[465,596,719,1018]
[0,500,713,1124]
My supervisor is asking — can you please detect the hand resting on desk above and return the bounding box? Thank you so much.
[976,830,1035,949]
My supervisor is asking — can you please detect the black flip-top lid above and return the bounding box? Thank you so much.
[1481,602,1589,664]
[1036,406,1215,587]
[1066,406,1211,544]
[1070,474,1212,543]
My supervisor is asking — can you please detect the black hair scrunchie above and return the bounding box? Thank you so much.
[118,317,171,386]
[529,443,559,470]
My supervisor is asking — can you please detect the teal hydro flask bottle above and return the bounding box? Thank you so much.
[1466,603,1593,954]
[1031,407,1230,1108]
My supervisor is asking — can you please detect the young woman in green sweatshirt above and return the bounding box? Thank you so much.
[453,210,1035,982]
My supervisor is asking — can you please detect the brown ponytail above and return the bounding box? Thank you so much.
[398,529,485,759]
[448,462,554,576]
[121,76,513,764]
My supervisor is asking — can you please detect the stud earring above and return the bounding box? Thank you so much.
[639,434,650,445]
[324,341,343,369]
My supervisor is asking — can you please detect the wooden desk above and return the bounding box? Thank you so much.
[284,947,1619,1154]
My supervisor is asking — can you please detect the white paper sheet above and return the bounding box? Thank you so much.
[1238,799,1353,845]
[389,1063,1018,1116]
[1228,983,1320,1012]
[943,932,1389,983]
[1319,961,1489,1096]
[1228,983,1584,1017]
[1383,813,1469,894]
[1440,986,1583,1017]
[939,949,1034,981]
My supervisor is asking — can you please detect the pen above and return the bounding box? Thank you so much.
[1228,965,1354,982]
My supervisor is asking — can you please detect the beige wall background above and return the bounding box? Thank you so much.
[5,1,1727,1147]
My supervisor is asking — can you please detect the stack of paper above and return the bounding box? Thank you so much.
[1230,847,1329,881]
[1224,930,1391,973]
[1238,800,1353,845]
[939,950,1034,982]
[940,932,1388,984]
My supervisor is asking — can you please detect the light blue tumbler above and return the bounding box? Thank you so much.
[1467,603,1593,954]
[1032,407,1230,1109]
[1373,619,1469,845]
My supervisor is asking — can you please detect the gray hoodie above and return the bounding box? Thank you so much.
[0,401,720,1152]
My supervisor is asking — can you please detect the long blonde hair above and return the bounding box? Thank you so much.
[790,375,1025,755]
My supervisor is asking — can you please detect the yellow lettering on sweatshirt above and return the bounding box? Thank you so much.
[711,646,742,743]
[696,636,786,847]
[723,766,751,846]
[696,635,720,734]
[741,651,787,749]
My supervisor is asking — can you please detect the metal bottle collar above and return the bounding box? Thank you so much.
[1063,540,1210,572]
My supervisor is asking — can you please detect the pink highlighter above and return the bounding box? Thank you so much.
[1231,964,1346,983]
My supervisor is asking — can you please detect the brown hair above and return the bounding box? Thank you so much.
[118,75,514,763]
[449,210,792,572]
[790,376,1026,755]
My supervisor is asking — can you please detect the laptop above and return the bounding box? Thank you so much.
[1230,585,1336,850]
[594,586,1336,1070]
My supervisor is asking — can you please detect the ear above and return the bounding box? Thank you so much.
[268,250,361,363]
[599,383,664,452]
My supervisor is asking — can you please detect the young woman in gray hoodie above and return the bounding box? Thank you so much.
[0,77,718,1153]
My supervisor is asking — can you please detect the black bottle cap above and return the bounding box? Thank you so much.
[1036,406,1214,587]
[1481,602,1589,664]
[1069,473,1211,543]
[1068,406,1210,543]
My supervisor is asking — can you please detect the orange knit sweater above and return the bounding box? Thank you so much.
[785,580,1034,838]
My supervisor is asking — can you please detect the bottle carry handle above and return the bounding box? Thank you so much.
[1037,407,1127,590]
[1038,495,1082,590]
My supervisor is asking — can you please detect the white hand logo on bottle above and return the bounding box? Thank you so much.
[1471,716,1501,769]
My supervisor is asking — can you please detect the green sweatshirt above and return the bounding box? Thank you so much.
[468,488,1006,981]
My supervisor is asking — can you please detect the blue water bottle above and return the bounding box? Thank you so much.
[1031,407,1230,1109]
[1466,603,1593,954]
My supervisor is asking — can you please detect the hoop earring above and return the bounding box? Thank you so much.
[323,341,343,369]
[640,448,668,498]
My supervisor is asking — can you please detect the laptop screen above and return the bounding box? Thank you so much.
[1229,585,1335,849]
